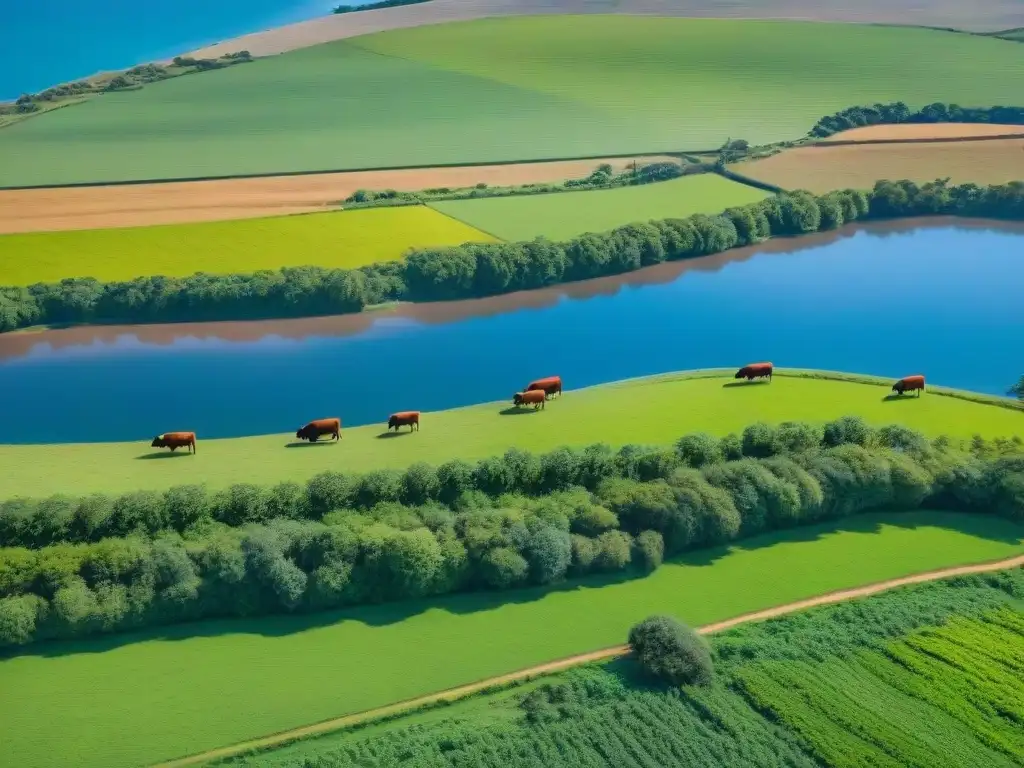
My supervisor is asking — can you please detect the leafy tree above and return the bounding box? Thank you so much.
[634,530,665,571]
[628,615,714,686]
[522,525,572,584]
[479,546,529,589]
[675,433,721,468]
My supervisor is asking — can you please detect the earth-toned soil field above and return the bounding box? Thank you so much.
[2,512,1020,768]
[0,156,673,234]
[817,123,1024,143]
[1,371,1020,499]
[738,137,1024,192]
[184,0,1024,60]
[0,206,495,285]
[3,18,1024,187]
[431,174,768,241]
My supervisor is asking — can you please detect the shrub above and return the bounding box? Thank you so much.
[480,547,529,589]
[633,530,665,571]
[628,615,714,686]
[675,433,721,468]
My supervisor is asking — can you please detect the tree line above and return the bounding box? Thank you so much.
[1,418,1022,648]
[808,102,1024,138]
[333,0,431,14]
[3,175,1023,333]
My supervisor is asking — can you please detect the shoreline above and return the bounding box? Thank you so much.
[3,216,1023,358]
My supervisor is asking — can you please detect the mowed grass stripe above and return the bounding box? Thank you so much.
[4,18,1024,186]
[2,512,1021,768]
[430,175,770,241]
[0,372,1021,499]
[0,206,496,285]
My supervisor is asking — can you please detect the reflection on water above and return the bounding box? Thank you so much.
[1,219,1022,444]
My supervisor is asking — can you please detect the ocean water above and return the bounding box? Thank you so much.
[1,223,1022,443]
[3,1,341,99]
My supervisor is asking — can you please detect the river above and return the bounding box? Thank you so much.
[0,219,1021,444]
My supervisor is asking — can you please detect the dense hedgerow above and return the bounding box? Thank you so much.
[0,419,1022,649]
[808,102,1024,138]
[3,174,1024,332]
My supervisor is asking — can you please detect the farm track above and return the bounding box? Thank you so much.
[151,553,1024,768]
[0,156,674,234]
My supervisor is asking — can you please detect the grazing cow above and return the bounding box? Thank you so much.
[526,376,562,398]
[892,375,925,396]
[388,411,421,432]
[734,362,774,382]
[296,418,342,442]
[151,432,196,454]
[513,390,547,410]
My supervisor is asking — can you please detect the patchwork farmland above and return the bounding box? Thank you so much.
[3,4,1024,768]
[3,17,1024,186]
[431,174,769,241]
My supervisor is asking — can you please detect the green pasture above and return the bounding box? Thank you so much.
[431,174,769,241]
[3,18,1024,186]
[1,371,1021,499]
[2,511,1021,768]
[0,207,494,285]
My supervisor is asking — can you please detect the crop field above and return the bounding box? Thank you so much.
[0,157,670,235]
[430,174,769,241]
[0,206,495,285]
[3,17,1024,186]
[236,588,1024,768]
[1,511,1021,768]
[817,123,1024,142]
[736,138,1024,193]
[1,371,1021,499]
[736,614,1024,766]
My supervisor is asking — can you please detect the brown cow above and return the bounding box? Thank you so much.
[513,390,547,410]
[526,376,562,398]
[892,375,925,396]
[734,362,773,382]
[388,411,420,432]
[296,418,342,442]
[151,432,196,454]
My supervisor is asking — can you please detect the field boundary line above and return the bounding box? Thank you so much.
[813,133,1024,148]
[150,553,1024,768]
[0,151,704,192]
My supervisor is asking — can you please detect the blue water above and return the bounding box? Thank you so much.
[2,1,340,100]
[0,224,1021,444]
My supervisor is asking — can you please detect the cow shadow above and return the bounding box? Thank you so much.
[882,394,919,403]
[722,380,770,388]
[135,452,192,460]
[376,431,411,439]
[284,441,338,448]
[499,406,541,416]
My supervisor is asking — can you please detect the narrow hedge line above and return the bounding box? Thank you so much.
[1,418,1022,649]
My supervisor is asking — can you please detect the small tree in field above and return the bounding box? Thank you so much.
[628,615,714,686]
[1009,375,1024,401]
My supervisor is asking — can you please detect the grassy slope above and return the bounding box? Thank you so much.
[4,18,1024,186]
[2,511,1021,768]
[430,175,769,241]
[2,372,1022,498]
[0,207,495,285]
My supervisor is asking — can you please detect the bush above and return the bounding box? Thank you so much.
[675,433,721,468]
[628,615,714,686]
[633,530,664,571]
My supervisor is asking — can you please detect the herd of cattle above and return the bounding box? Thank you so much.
[148,368,926,453]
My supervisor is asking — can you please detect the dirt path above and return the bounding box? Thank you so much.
[152,553,1024,768]
[0,156,673,234]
